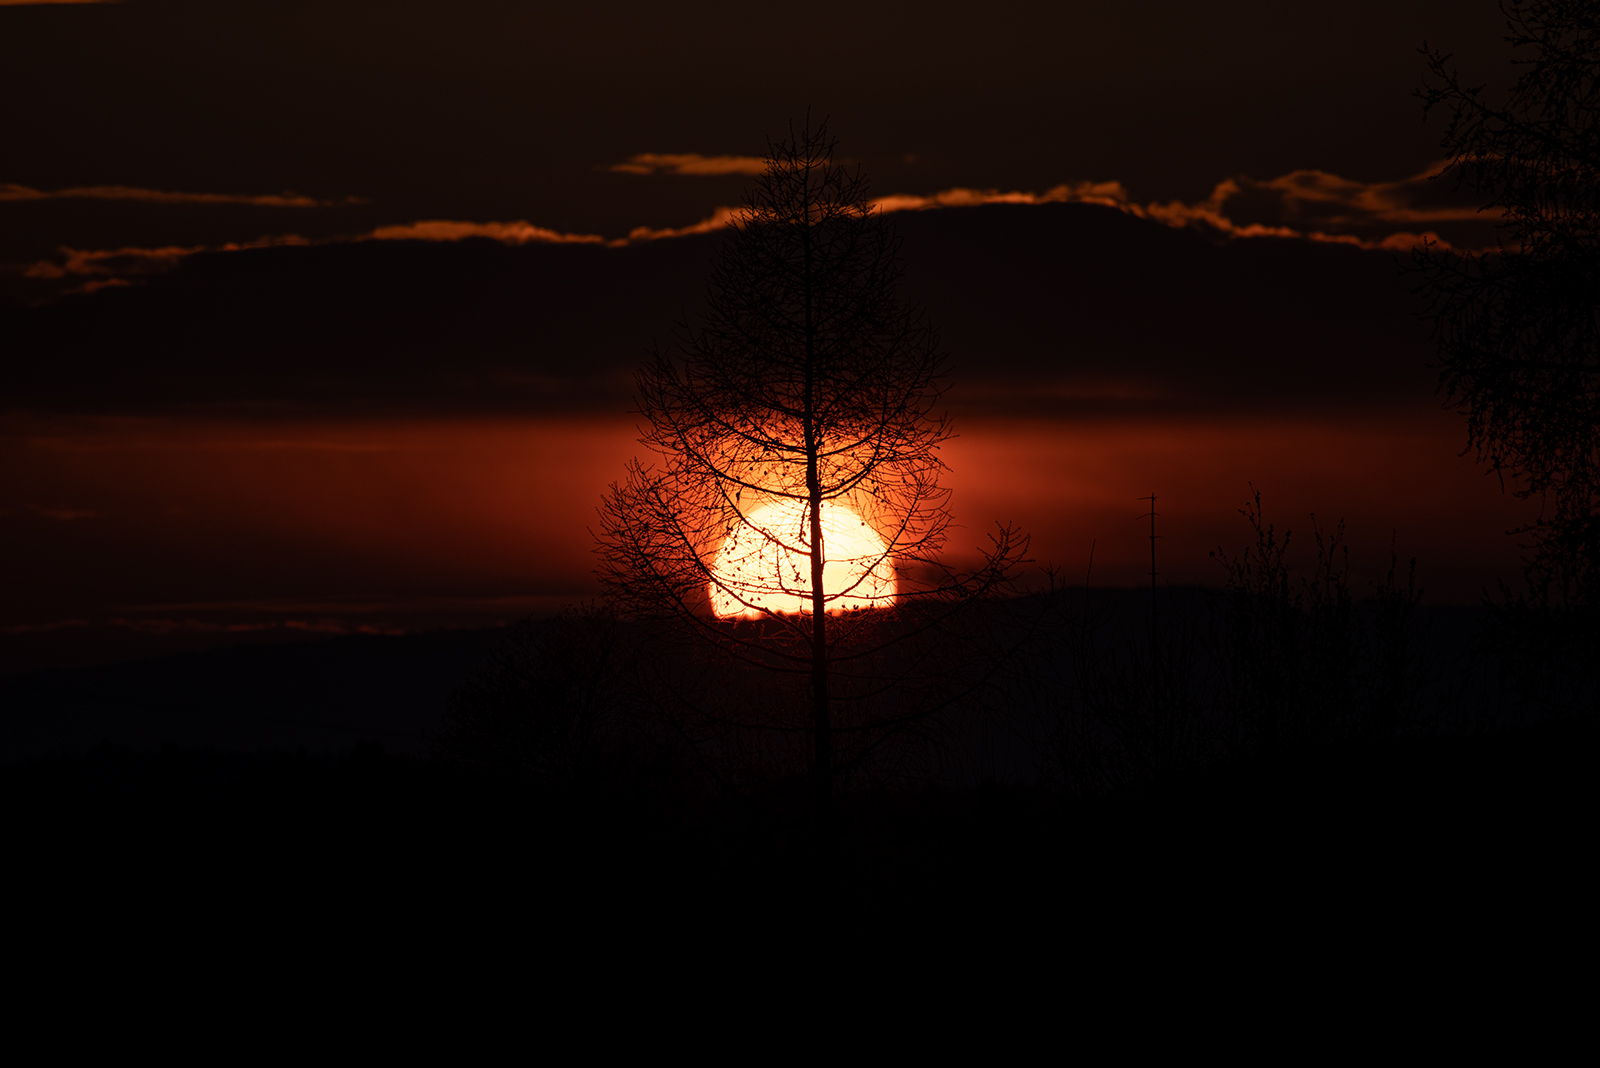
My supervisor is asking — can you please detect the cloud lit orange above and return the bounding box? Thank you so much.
[8,163,1496,297]
[610,153,767,176]
[366,220,606,245]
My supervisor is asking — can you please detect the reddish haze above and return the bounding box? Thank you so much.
[2,418,635,646]
[3,408,1532,656]
[945,412,1531,594]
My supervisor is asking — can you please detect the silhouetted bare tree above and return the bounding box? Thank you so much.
[1416,2,1600,609]
[433,603,628,789]
[1045,491,1429,795]
[1211,493,1423,754]
[598,119,1025,821]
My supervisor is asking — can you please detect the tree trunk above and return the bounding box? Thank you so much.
[801,166,832,833]
[810,465,831,831]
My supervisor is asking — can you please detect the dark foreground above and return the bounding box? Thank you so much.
[5,719,1588,948]
[3,602,1592,978]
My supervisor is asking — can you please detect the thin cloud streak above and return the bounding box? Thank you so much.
[623,205,744,242]
[366,219,605,245]
[12,165,1491,293]
[610,153,767,176]
[23,235,312,293]
[130,595,562,615]
[1244,164,1489,227]
[1,617,403,637]
[874,166,1485,252]
[361,165,1498,252]
[0,182,358,208]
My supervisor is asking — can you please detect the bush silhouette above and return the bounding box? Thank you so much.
[432,603,628,790]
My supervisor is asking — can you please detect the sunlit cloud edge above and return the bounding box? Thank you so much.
[609,153,768,176]
[14,164,1495,293]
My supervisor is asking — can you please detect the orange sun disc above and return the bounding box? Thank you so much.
[709,499,895,617]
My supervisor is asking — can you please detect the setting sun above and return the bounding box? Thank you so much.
[709,499,896,618]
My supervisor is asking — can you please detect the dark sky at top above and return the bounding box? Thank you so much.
[0,0,1543,670]
[2,0,1509,263]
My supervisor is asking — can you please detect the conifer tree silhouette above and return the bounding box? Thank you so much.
[598,119,1024,824]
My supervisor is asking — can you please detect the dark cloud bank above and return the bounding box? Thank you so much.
[2,201,1438,421]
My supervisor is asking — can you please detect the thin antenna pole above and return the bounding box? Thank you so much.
[1139,494,1160,720]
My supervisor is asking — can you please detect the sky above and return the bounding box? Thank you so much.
[0,0,1538,671]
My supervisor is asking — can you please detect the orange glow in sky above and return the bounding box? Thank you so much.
[0,408,1536,651]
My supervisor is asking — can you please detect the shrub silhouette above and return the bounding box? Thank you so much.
[432,603,628,790]
[1212,491,1425,755]
[1044,492,1429,794]
[1415,1,1600,716]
